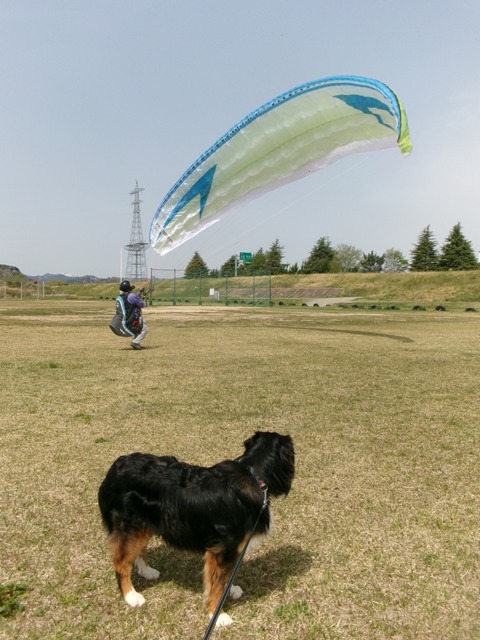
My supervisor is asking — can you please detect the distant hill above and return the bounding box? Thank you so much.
[26,273,101,283]
[0,264,111,283]
[0,264,24,279]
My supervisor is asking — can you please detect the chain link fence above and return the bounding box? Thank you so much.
[149,269,275,306]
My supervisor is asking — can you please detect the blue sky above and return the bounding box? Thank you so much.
[1,0,479,277]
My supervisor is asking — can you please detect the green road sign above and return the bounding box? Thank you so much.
[239,252,252,263]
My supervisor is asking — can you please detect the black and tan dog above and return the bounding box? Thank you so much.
[98,431,294,627]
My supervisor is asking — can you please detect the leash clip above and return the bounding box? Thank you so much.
[259,481,269,508]
[262,487,269,507]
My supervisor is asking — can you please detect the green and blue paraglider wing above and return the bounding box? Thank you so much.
[150,75,412,256]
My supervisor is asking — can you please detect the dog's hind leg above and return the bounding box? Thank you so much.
[110,531,152,607]
[203,549,237,627]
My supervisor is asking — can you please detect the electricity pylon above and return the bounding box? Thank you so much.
[124,181,149,281]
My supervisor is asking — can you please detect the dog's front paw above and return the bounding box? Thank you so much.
[135,557,160,580]
[124,589,146,607]
[139,566,160,580]
[230,585,243,600]
[215,612,233,627]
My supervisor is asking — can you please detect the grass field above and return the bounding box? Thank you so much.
[1,299,479,639]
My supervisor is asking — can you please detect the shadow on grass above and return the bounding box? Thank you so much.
[119,344,163,351]
[319,328,414,343]
[285,326,414,343]
[139,544,312,600]
[180,320,414,343]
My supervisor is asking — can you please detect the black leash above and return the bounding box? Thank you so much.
[201,482,268,640]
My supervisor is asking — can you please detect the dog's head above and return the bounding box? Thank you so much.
[239,431,295,498]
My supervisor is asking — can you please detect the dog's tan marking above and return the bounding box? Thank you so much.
[236,535,249,556]
[203,549,236,624]
[110,530,152,603]
[236,529,267,559]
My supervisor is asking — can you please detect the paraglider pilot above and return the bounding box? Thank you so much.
[109,280,148,350]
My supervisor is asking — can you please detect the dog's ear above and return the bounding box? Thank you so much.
[279,434,293,447]
[243,434,257,451]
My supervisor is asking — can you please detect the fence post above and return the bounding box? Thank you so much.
[173,270,177,305]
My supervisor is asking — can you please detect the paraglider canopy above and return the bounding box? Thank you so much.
[150,75,412,256]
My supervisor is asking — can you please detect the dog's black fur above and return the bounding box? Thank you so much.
[98,431,294,625]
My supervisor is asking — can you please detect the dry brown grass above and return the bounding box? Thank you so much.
[1,299,479,639]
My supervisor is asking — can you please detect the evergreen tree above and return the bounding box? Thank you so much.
[184,251,209,278]
[383,248,408,273]
[250,248,267,273]
[301,236,335,273]
[220,255,236,276]
[438,223,478,270]
[360,251,384,272]
[288,262,299,274]
[265,239,286,274]
[410,226,439,271]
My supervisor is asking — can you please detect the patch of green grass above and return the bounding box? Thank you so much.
[275,600,309,621]
[74,411,92,424]
[0,583,28,618]
[5,269,480,308]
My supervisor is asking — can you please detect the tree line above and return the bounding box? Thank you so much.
[183,223,478,278]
